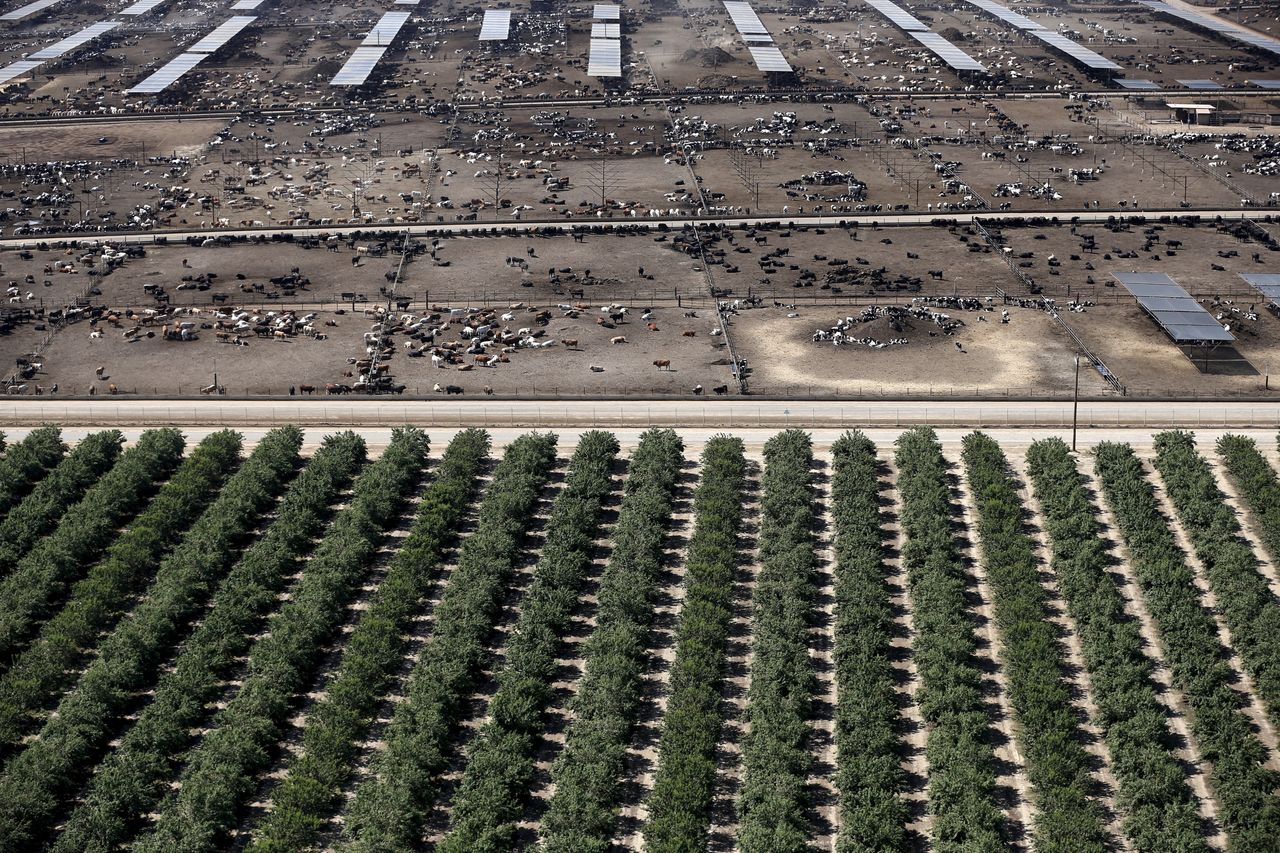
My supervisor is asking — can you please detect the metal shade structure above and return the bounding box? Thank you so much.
[1115,78,1161,89]
[1249,79,1280,89]
[864,0,928,32]
[230,0,264,8]
[0,59,42,84]
[1114,272,1235,343]
[120,0,166,15]
[187,16,256,54]
[909,31,987,71]
[592,3,619,19]
[332,45,388,85]
[31,20,117,60]
[1176,78,1223,90]
[961,0,1041,31]
[0,0,57,22]
[479,9,511,41]
[747,44,792,72]
[128,52,207,93]
[590,22,620,38]
[1026,29,1121,71]
[587,37,621,76]
[364,11,410,46]
[1140,1,1280,58]
[1240,273,1280,307]
[722,1,768,35]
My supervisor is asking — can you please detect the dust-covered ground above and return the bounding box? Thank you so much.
[731,302,1112,397]
[3,220,1279,398]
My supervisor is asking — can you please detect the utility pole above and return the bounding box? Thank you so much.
[1072,352,1081,452]
[589,152,623,214]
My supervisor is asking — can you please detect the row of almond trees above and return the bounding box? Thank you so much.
[737,429,820,853]
[1152,431,1280,727]
[244,427,492,852]
[1025,437,1209,851]
[0,425,345,851]
[0,428,187,676]
[829,430,908,852]
[1217,434,1280,565]
[1095,440,1280,849]
[534,429,687,853]
[430,430,622,852]
[896,426,1005,852]
[0,429,243,749]
[0,426,66,518]
[340,432,560,851]
[961,433,1110,852]
[131,428,431,852]
[0,428,122,576]
[642,435,748,853]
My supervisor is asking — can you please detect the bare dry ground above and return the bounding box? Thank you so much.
[732,303,1111,396]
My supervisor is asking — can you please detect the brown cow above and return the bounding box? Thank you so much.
[560,339,579,349]
[107,383,118,395]
[682,330,697,337]
[646,323,659,332]
[653,359,671,370]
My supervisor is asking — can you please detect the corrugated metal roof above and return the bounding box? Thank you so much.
[1026,28,1122,71]
[723,0,768,35]
[332,45,389,85]
[909,31,987,71]
[864,0,928,32]
[747,43,792,72]
[129,52,207,93]
[187,16,256,54]
[0,0,58,22]
[587,36,621,76]
[479,9,511,41]
[30,20,117,60]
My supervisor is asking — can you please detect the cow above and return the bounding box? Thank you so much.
[560,339,579,349]
[298,384,316,394]
[682,330,697,337]
[589,365,605,372]
[446,384,464,394]
[653,359,671,370]
[646,323,660,332]
[713,384,729,395]
[692,384,703,395]
[611,336,627,345]
[107,384,118,395]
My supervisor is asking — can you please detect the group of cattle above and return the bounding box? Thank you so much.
[301,298,706,395]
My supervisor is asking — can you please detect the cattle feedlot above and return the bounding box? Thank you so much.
[3,0,1280,847]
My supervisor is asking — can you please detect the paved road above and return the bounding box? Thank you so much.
[3,398,1279,431]
[0,207,1262,248]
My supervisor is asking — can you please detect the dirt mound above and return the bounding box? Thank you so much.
[698,73,734,90]
[681,46,734,67]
